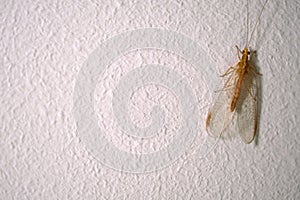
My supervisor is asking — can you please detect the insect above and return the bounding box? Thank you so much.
[206,0,269,144]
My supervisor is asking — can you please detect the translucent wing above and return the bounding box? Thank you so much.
[236,70,258,144]
[206,65,238,138]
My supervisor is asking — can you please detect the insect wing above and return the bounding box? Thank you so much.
[236,71,258,143]
[206,67,238,138]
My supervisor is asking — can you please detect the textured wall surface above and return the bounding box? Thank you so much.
[1,0,299,199]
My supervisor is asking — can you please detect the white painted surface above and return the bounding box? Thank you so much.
[1,0,299,199]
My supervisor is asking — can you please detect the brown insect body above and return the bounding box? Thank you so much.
[230,47,249,112]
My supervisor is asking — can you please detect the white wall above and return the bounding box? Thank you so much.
[1,0,299,199]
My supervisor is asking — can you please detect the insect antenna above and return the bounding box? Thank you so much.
[246,0,249,48]
[247,0,269,48]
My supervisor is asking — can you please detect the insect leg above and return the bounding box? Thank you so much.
[214,84,235,93]
[245,85,256,100]
[220,66,237,77]
[249,65,262,76]
[215,72,238,93]
[235,45,243,59]
[249,50,257,60]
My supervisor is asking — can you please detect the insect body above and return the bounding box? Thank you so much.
[206,0,268,144]
[230,47,249,112]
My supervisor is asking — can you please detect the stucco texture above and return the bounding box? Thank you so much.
[1,0,299,199]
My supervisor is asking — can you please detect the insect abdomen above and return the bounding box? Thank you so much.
[230,68,246,112]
